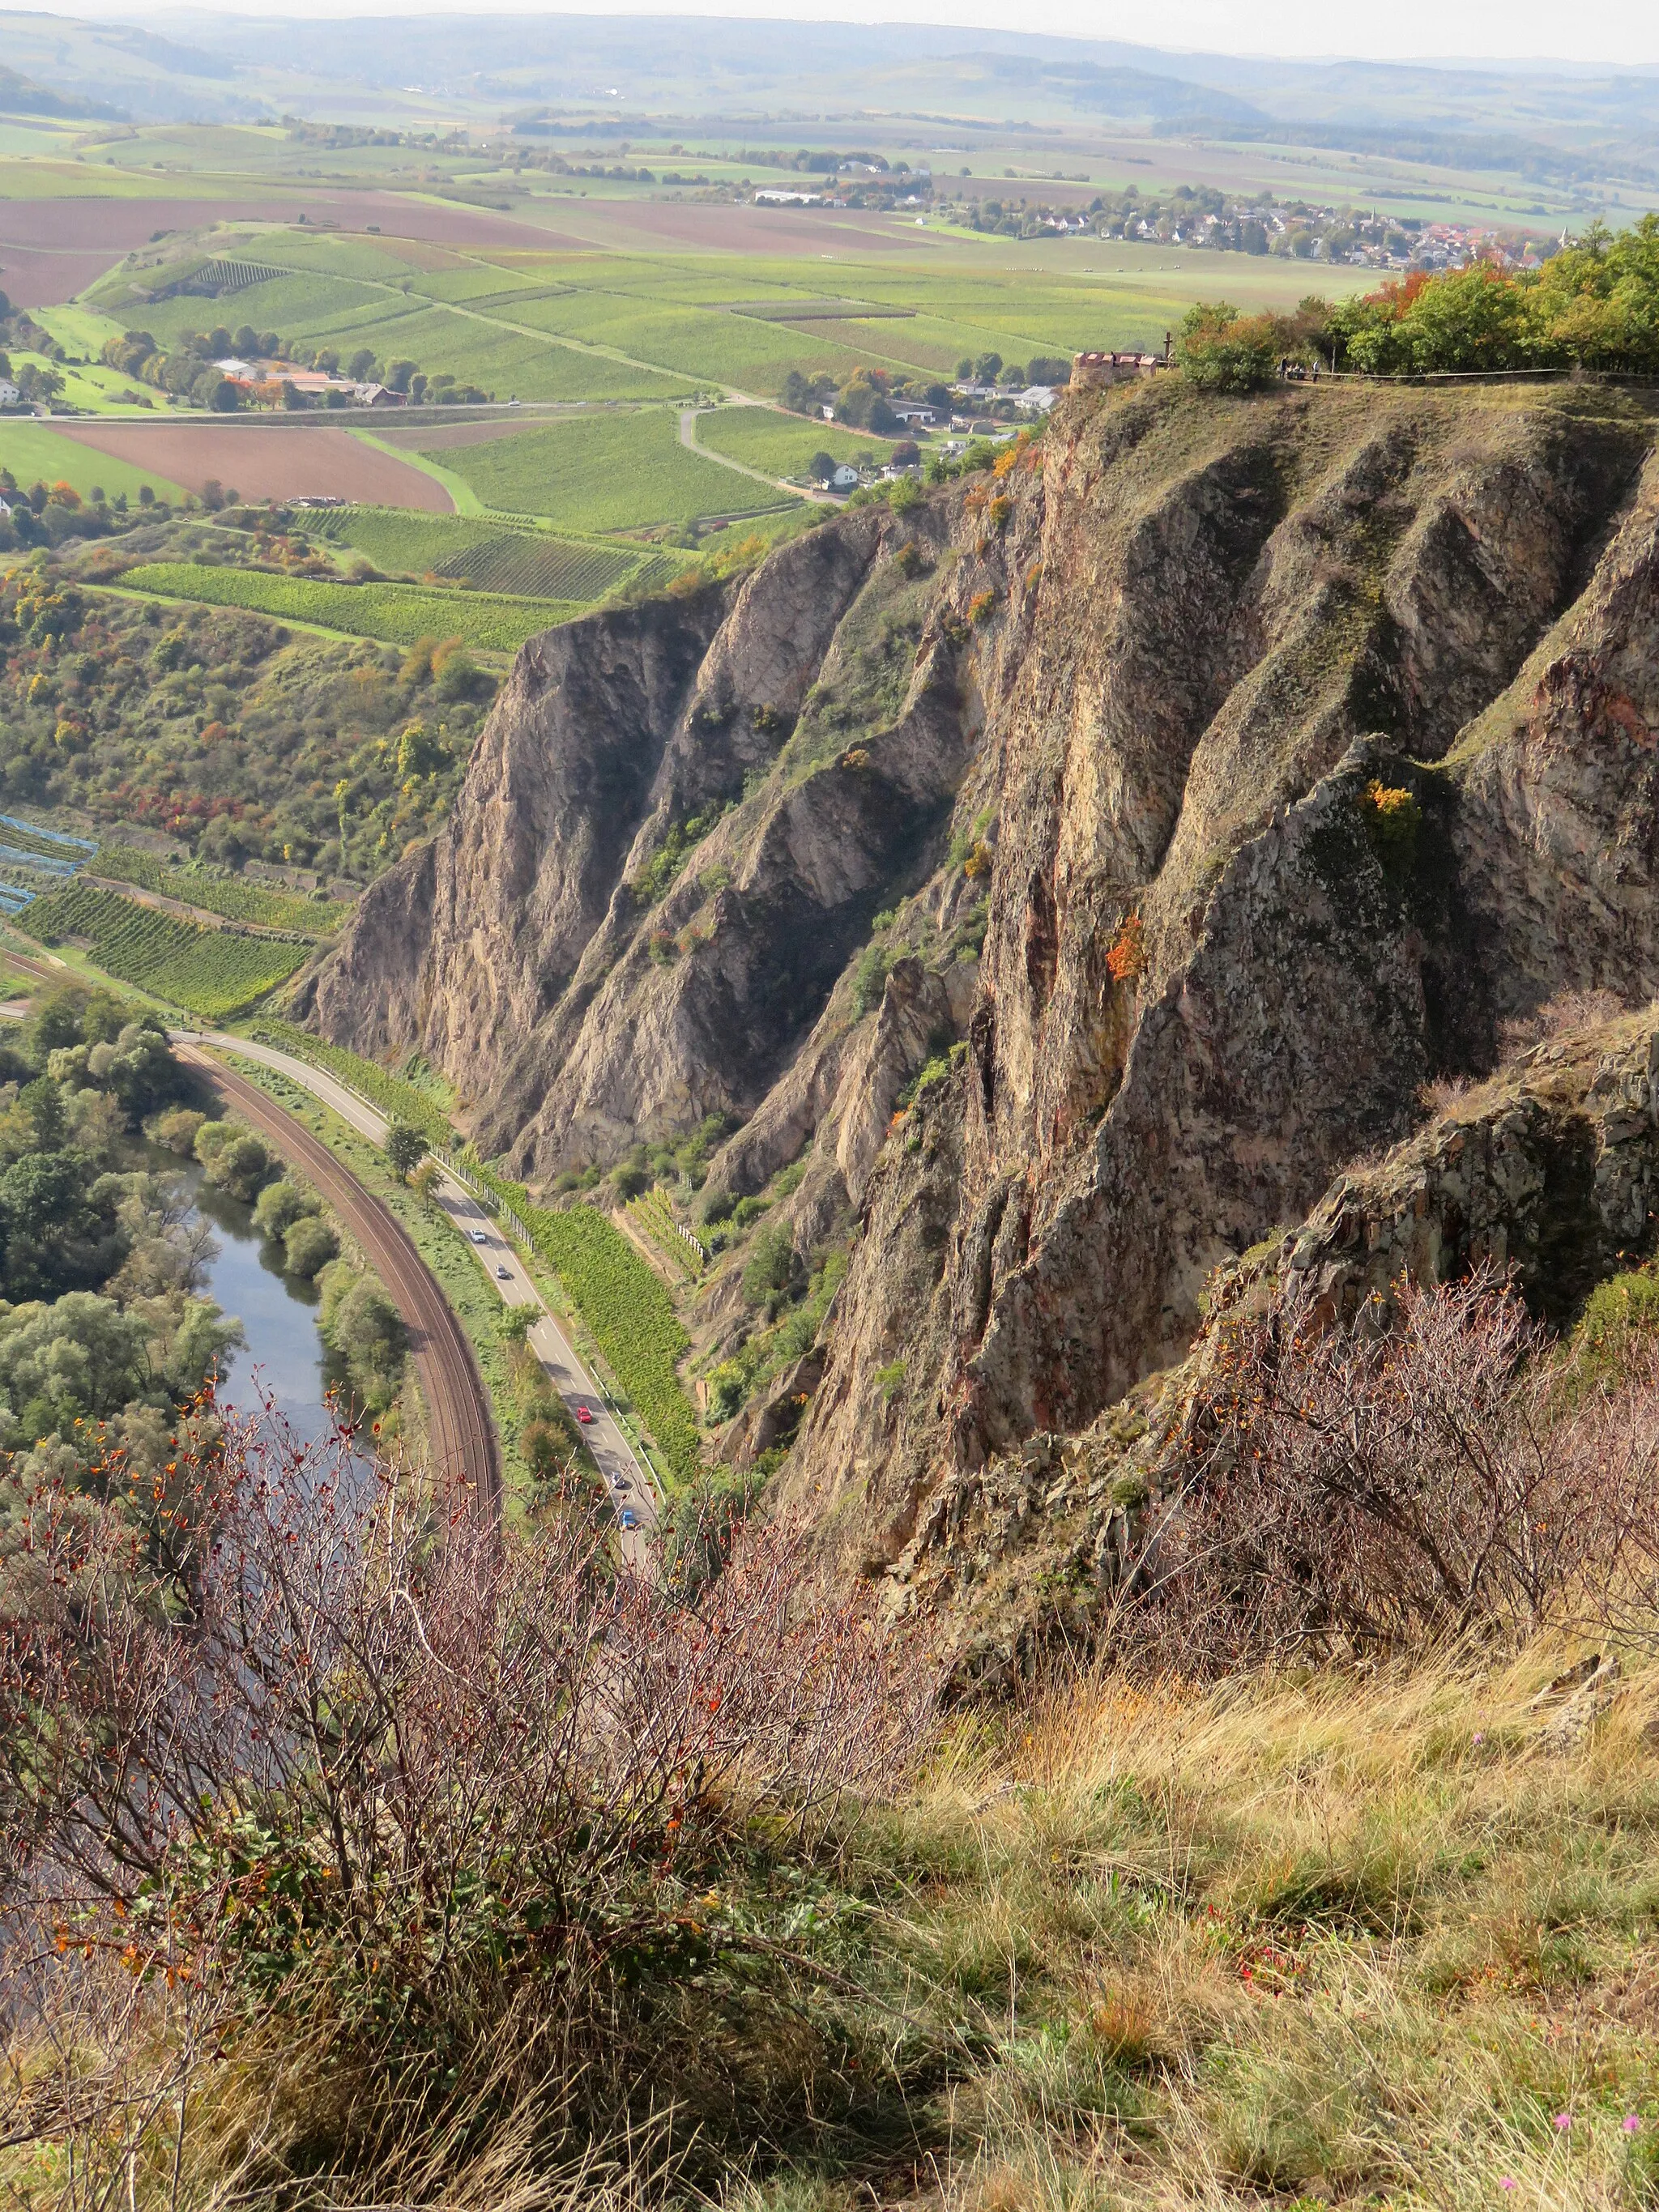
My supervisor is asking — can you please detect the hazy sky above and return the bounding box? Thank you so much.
[77,0,1659,66]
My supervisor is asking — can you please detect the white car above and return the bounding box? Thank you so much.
[469,1228,488,1245]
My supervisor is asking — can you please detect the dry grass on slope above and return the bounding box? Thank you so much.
[808,1650,1659,2212]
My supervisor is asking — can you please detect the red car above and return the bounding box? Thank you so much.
[575,1404,593,1425]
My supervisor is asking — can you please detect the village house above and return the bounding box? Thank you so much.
[0,381,20,410]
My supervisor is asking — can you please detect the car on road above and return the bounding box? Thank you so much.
[611,1476,630,1493]
[618,1509,639,1530]
[495,1264,510,1279]
[575,1403,593,1424]
[469,1227,488,1245]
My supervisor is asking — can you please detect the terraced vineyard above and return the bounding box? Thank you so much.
[435,535,638,599]
[468,1160,702,1485]
[95,846,353,936]
[310,508,689,603]
[628,1187,706,1279]
[19,882,310,1020]
[115,563,578,653]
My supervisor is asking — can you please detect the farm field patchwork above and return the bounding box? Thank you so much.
[113,560,579,650]
[19,880,310,1019]
[51,422,455,508]
[424,408,793,526]
[0,420,186,505]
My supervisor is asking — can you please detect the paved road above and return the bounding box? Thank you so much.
[175,1042,501,1514]
[185,1033,661,1568]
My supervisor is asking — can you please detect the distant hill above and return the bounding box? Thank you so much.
[0,57,124,120]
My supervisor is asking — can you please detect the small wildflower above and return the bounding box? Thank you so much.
[1625,2115,1643,2133]
[1499,2181,1516,2193]
[1554,2112,1572,2130]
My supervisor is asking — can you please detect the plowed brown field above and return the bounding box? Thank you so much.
[51,421,454,508]
[0,190,587,307]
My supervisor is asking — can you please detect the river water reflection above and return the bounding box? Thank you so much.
[177,1160,343,1447]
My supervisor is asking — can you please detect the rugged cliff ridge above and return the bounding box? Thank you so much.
[302,380,1659,1602]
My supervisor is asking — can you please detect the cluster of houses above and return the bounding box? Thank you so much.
[211,357,403,407]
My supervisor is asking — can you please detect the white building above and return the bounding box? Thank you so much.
[829,462,859,492]
[0,381,19,408]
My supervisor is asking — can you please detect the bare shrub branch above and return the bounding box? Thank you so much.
[0,1394,934,2200]
[1124,1267,1659,1671]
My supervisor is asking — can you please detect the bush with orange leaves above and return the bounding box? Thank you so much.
[0,1394,934,2197]
[1122,1268,1659,1673]
[1106,914,1146,982]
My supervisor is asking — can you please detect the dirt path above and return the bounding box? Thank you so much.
[679,403,830,506]
[175,1042,501,1514]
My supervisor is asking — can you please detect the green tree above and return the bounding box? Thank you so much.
[253,1178,318,1238]
[195,1122,275,1203]
[284,1213,338,1279]
[0,1149,125,1299]
[740,1217,796,1306]
[385,1122,429,1181]
[1175,301,1282,391]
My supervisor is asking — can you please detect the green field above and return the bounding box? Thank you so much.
[114,562,578,650]
[93,844,353,936]
[695,406,893,478]
[517,1197,701,1485]
[307,506,686,599]
[19,880,309,1018]
[0,421,185,505]
[426,409,792,528]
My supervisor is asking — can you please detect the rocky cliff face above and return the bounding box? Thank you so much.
[301,379,1659,1613]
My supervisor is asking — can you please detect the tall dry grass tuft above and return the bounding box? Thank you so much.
[0,1394,935,2206]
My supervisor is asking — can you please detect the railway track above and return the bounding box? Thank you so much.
[175,1043,501,1514]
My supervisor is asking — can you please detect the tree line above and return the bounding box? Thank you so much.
[100,322,488,411]
[1176,215,1659,389]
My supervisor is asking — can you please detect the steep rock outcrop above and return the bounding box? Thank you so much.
[307,378,1659,1605]
[888,1004,1659,1694]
